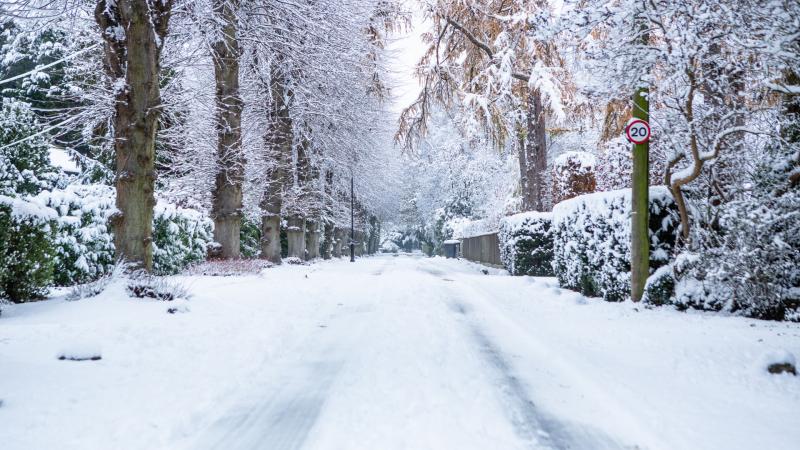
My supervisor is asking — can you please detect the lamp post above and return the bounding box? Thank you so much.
[350,174,355,262]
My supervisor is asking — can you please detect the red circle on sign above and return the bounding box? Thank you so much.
[625,119,651,144]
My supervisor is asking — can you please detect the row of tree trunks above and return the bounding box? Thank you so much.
[210,0,245,259]
[95,0,173,272]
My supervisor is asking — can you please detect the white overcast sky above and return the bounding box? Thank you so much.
[385,1,428,117]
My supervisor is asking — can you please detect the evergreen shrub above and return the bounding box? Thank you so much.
[0,196,57,302]
[552,187,679,302]
[152,201,214,275]
[498,212,554,276]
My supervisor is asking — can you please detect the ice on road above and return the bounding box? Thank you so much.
[1,254,799,450]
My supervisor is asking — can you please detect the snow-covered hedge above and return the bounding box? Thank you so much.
[152,201,214,275]
[552,151,596,204]
[0,185,214,300]
[552,187,679,302]
[35,185,116,286]
[239,218,262,259]
[0,98,61,197]
[499,212,554,276]
[0,195,57,302]
[34,185,214,281]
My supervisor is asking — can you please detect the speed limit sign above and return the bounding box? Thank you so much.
[625,119,651,144]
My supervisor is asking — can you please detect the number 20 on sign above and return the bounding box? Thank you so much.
[625,119,651,144]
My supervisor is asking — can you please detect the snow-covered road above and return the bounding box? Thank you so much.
[2,254,799,450]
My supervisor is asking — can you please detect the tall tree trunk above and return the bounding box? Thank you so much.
[259,67,292,263]
[321,170,334,259]
[332,228,344,258]
[95,0,173,272]
[286,215,306,258]
[519,89,548,211]
[210,0,244,259]
[305,219,320,259]
[321,220,334,259]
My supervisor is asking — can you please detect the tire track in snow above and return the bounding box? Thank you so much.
[414,255,630,450]
[187,301,371,450]
[449,297,629,450]
[199,359,344,450]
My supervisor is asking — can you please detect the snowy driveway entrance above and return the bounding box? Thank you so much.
[2,254,799,450]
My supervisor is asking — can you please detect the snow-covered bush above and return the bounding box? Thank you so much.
[66,262,125,301]
[552,151,596,204]
[0,195,57,302]
[642,264,676,306]
[594,137,631,192]
[127,273,190,301]
[35,185,116,286]
[0,98,60,196]
[36,184,213,280]
[239,218,261,259]
[552,187,679,302]
[499,212,554,276]
[594,136,666,193]
[672,148,800,321]
[152,201,214,275]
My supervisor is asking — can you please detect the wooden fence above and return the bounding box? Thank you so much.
[460,232,502,267]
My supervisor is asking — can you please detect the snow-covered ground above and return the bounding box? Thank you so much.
[1,254,798,450]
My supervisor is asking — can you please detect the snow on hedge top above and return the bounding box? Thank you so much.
[553,151,596,169]
[0,194,57,221]
[552,186,673,224]
[500,211,553,230]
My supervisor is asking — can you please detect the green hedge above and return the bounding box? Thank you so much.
[0,196,57,302]
[498,212,554,276]
[240,218,262,258]
[152,201,214,275]
[35,185,116,286]
[552,187,679,302]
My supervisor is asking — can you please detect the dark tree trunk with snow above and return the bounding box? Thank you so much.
[259,68,292,263]
[95,0,173,272]
[520,90,548,211]
[210,0,244,259]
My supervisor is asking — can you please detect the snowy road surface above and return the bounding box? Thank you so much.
[1,254,799,450]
